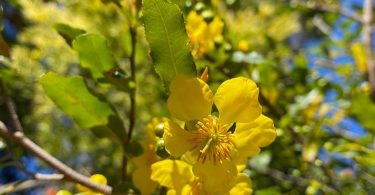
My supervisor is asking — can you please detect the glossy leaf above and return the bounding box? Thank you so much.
[39,72,114,129]
[53,23,85,46]
[170,0,184,9]
[143,0,196,91]
[73,34,116,80]
[350,94,375,132]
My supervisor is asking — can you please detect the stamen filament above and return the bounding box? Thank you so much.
[189,115,234,163]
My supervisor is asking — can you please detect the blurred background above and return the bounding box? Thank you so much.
[1,0,375,194]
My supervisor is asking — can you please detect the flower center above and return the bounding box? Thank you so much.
[189,115,234,163]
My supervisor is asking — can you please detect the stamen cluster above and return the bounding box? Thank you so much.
[190,115,234,163]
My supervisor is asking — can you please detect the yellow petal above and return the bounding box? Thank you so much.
[209,17,224,37]
[187,11,205,33]
[76,174,107,193]
[193,160,237,194]
[233,115,276,164]
[56,190,72,195]
[163,120,194,156]
[351,43,368,74]
[76,183,89,192]
[132,142,158,195]
[168,75,213,121]
[151,160,194,193]
[214,77,262,124]
[231,143,260,166]
[230,173,253,195]
[167,184,192,195]
[90,174,107,185]
[236,115,276,147]
[237,164,246,172]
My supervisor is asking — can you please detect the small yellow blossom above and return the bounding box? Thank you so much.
[360,81,371,96]
[57,174,107,195]
[132,118,167,195]
[258,2,275,17]
[162,75,276,194]
[351,43,368,74]
[151,159,253,195]
[303,93,323,121]
[76,174,107,195]
[56,190,72,195]
[186,11,224,59]
[238,40,250,52]
[261,88,278,105]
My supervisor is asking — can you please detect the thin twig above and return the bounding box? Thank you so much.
[0,121,112,194]
[127,26,137,147]
[291,1,364,23]
[267,168,338,193]
[314,4,363,23]
[6,150,65,181]
[0,78,24,132]
[268,168,306,186]
[122,25,137,182]
[312,15,335,41]
[363,0,375,101]
[0,179,56,194]
[258,90,304,144]
[320,163,342,194]
[363,172,375,185]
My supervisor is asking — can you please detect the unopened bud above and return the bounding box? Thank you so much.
[154,123,164,138]
[195,2,206,14]
[155,139,170,158]
[202,10,214,23]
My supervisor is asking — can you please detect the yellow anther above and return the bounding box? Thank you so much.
[190,115,234,163]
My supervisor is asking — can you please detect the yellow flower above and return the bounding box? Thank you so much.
[163,75,276,193]
[76,174,107,195]
[238,40,250,52]
[151,159,253,195]
[351,43,367,74]
[360,82,371,96]
[132,118,167,195]
[186,11,224,59]
[56,190,72,195]
[56,174,107,195]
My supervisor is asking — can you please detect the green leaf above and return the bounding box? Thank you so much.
[255,187,282,195]
[126,140,144,157]
[39,72,114,129]
[73,34,116,80]
[112,182,132,195]
[101,0,122,7]
[143,0,196,91]
[169,0,185,9]
[53,23,85,46]
[350,94,375,133]
[100,68,132,92]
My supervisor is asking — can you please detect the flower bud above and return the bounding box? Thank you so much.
[194,2,206,14]
[154,123,164,138]
[202,10,214,23]
[155,139,170,158]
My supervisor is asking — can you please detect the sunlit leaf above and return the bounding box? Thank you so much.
[170,0,184,9]
[350,94,375,133]
[73,34,116,80]
[143,0,196,91]
[267,12,300,41]
[53,23,85,46]
[351,43,367,74]
[39,72,114,129]
[255,187,282,195]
